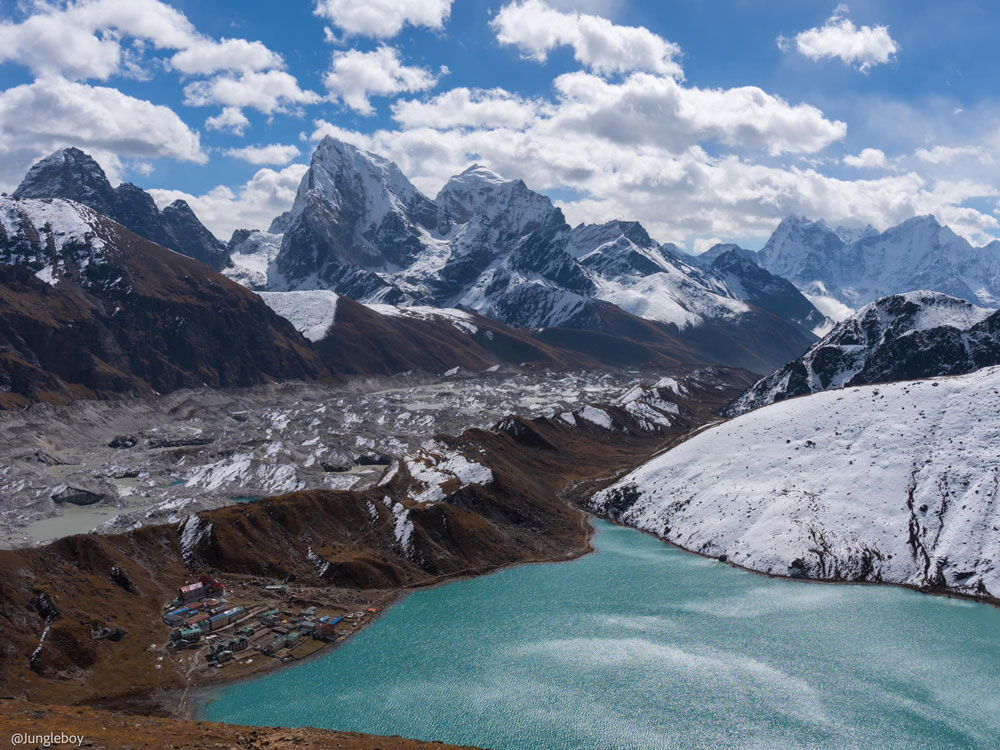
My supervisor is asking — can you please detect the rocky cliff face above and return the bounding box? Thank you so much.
[702,246,829,334]
[726,290,1000,415]
[0,196,325,406]
[14,148,230,270]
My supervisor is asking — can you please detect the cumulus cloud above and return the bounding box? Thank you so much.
[149,164,309,239]
[170,38,284,75]
[0,76,205,190]
[313,0,453,39]
[915,145,991,165]
[185,70,321,114]
[308,97,996,247]
[548,72,845,156]
[843,147,888,169]
[392,87,546,129]
[205,107,250,135]
[492,0,683,77]
[225,143,302,166]
[780,8,898,73]
[0,0,288,80]
[325,46,440,115]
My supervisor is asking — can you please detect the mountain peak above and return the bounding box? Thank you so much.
[13,147,116,214]
[452,163,510,187]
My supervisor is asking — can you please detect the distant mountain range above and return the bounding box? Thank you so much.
[727,290,1000,415]
[756,215,1000,311]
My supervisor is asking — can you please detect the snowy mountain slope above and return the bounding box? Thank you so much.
[727,291,1000,415]
[0,196,114,286]
[258,290,340,342]
[590,366,1000,601]
[225,229,283,288]
[14,148,229,270]
[758,215,1000,308]
[566,221,750,329]
[226,137,817,371]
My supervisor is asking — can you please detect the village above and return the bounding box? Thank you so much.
[160,575,381,674]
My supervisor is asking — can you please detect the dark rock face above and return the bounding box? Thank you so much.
[14,148,230,270]
[705,247,827,333]
[13,147,117,215]
[727,291,1000,415]
[0,196,326,407]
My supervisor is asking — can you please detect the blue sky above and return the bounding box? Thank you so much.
[1,0,998,249]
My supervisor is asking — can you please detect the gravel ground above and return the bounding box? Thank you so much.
[0,368,647,547]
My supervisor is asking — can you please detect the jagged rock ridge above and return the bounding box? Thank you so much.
[14,148,230,270]
[727,290,1000,415]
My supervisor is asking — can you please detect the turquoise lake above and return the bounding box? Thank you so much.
[203,520,1000,749]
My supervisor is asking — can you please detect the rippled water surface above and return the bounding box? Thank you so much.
[204,520,1000,749]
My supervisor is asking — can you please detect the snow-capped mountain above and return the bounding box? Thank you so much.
[758,215,1000,309]
[727,291,1000,415]
[590,366,1000,601]
[14,148,230,270]
[228,137,819,371]
[0,194,323,405]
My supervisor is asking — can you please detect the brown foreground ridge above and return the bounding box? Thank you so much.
[0,367,752,747]
[0,700,480,749]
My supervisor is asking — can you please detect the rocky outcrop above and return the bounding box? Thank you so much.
[14,148,229,270]
[727,291,1000,415]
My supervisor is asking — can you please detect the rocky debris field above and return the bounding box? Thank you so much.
[0,369,643,547]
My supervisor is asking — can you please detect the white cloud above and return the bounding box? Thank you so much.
[205,107,250,135]
[314,0,453,39]
[915,145,991,165]
[548,72,845,156]
[0,76,205,191]
[324,46,440,115]
[185,70,321,114]
[149,164,309,239]
[843,147,888,169]
[0,0,288,80]
[492,0,683,77]
[781,9,898,73]
[225,143,302,166]
[170,38,284,75]
[392,87,546,129]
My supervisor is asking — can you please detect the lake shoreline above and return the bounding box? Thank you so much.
[200,518,1000,749]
